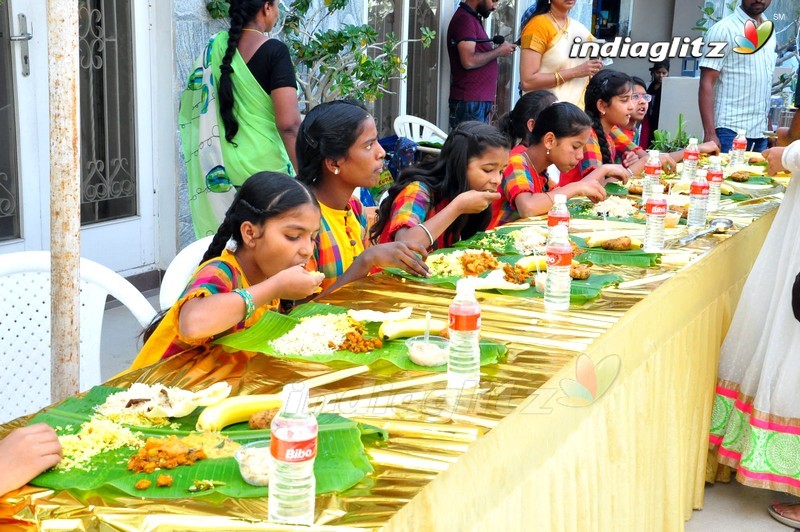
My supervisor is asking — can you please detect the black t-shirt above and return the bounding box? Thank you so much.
[245,39,297,95]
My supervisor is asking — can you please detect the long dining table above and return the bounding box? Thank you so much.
[0,185,785,531]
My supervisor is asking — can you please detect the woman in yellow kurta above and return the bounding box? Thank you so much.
[518,0,602,108]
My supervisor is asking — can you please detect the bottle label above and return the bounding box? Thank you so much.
[732,138,746,150]
[645,200,667,215]
[546,249,573,268]
[449,312,480,331]
[690,182,709,196]
[271,435,317,463]
[707,169,724,184]
[684,150,699,161]
[644,163,661,177]
[547,213,570,227]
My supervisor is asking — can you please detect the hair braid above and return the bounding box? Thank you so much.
[591,113,613,164]
[218,7,246,145]
[202,216,236,263]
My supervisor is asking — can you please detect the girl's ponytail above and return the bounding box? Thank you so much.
[218,6,245,144]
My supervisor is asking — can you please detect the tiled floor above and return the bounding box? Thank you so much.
[100,298,800,531]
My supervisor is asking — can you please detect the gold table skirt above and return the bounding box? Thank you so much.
[0,194,781,531]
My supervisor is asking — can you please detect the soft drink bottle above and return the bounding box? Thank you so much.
[544,225,573,312]
[681,137,699,182]
[269,383,318,526]
[687,169,709,230]
[730,130,747,169]
[643,184,667,252]
[706,155,724,212]
[642,150,662,204]
[448,278,481,391]
[547,193,570,238]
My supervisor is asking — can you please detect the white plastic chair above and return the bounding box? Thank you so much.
[393,115,447,144]
[159,236,214,311]
[0,251,158,423]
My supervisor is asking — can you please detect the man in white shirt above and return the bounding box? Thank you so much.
[698,0,776,152]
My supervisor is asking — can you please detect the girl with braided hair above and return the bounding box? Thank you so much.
[129,172,323,370]
[370,121,509,250]
[179,0,301,238]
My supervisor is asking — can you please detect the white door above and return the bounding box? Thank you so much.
[0,0,156,275]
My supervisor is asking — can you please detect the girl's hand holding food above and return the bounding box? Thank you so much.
[453,190,502,214]
[362,241,430,277]
[269,265,325,300]
[0,424,62,496]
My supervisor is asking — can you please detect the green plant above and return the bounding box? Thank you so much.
[650,114,693,152]
[207,0,435,110]
[206,0,230,19]
[692,0,737,33]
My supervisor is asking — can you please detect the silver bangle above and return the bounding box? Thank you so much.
[418,223,434,246]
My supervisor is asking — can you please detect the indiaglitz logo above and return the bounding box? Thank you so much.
[557,354,620,407]
[733,19,774,54]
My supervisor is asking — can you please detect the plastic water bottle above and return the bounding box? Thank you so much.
[730,129,747,169]
[546,193,570,238]
[269,383,318,526]
[447,279,481,391]
[642,150,662,204]
[706,155,724,212]
[681,137,699,182]
[687,169,709,230]
[544,225,573,312]
[643,184,667,252]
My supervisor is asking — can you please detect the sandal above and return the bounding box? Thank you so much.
[768,503,800,528]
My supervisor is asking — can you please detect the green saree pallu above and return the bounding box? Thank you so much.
[179,31,294,238]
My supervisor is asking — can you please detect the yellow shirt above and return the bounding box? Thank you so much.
[308,198,368,290]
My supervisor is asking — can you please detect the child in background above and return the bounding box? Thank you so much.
[642,60,670,148]
[491,102,629,227]
[370,121,509,250]
[130,172,324,370]
[498,90,558,151]
[296,100,429,291]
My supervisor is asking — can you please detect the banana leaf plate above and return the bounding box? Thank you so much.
[215,302,506,372]
[30,386,381,499]
[571,236,661,268]
[384,253,622,303]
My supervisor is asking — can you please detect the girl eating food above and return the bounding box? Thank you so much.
[369,121,510,250]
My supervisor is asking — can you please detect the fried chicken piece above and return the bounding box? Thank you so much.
[669,205,688,219]
[600,236,632,251]
[748,156,765,164]
[249,407,280,430]
[570,239,582,254]
[729,170,750,182]
[156,474,173,487]
[135,479,152,490]
[627,183,643,195]
[570,263,591,280]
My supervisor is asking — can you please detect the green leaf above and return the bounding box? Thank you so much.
[29,387,379,499]
[604,182,629,196]
[215,304,507,372]
[571,237,661,268]
[696,17,708,25]
[724,175,774,185]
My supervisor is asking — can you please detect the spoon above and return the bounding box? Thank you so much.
[678,218,733,245]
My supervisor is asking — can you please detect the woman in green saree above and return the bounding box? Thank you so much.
[179,0,301,237]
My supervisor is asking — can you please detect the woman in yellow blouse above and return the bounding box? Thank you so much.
[518,0,603,108]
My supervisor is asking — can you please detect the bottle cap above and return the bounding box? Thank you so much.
[709,155,721,164]
[689,137,698,143]
[549,224,568,238]
[652,184,665,194]
[737,129,746,136]
[455,278,476,298]
[648,149,660,157]
[553,193,567,204]
[281,382,310,416]
[695,169,707,178]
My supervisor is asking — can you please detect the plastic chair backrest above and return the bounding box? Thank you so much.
[393,115,447,144]
[0,251,157,423]
[159,236,214,311]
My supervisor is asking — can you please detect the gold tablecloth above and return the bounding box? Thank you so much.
[0,192,782,531]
